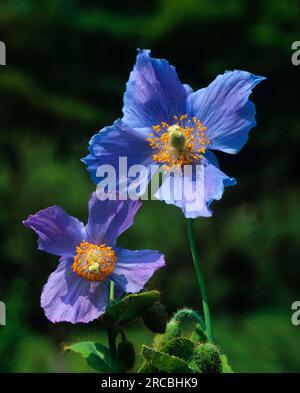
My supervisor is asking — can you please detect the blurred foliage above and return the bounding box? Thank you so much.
[0,0,300,372]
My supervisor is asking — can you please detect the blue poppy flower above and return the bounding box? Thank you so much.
[83,50,265,218]
[23,193,165,323]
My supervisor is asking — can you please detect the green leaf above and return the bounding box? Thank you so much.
[138,361,159,373]
[103,290,160,326]
[64,341,112,372]
[162,337,194,361]
[221,354,233,373]
[142,345,192,373]
[86,353,112,373]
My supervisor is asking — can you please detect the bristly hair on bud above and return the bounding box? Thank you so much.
[193,343,222,373]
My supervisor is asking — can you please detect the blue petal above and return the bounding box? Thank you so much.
[23,206,87,257]
[112,248,165,293]
[187,70,266,154]
[183,83,193,96]
[85,192,142,246]
[203,149,220,168]
[41,257,123,323]
[82,120,153,192]
[122,49,188,129]
[154,159,236,218]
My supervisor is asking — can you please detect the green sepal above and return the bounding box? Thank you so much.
[142,345,192,373]
[64,341,112,372]
[103,290,160,326]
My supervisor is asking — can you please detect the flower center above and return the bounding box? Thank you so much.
[147,114,210,170]
[72,241,116,282]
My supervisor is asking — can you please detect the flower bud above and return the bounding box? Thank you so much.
[117,339,135,371]
[165,318,181,338]
[142,302,167,334]
[193,343,222,373]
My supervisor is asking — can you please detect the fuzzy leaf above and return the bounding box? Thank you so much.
[103,290,160,326]
[64,341,111,372]
[138,361,158,373]
[142,345,192,373]
[162,337,194,361]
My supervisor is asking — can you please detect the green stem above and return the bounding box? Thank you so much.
[187,218,214,342]
[108,280,117,371]
[110,280,115,304]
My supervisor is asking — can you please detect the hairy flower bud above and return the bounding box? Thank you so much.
[165,318,181,338]
[194,343,222,373]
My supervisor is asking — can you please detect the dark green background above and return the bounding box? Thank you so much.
[0,0,299,372]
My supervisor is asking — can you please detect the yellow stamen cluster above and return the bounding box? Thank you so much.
[147,114,210,170]
[72,240,116,282]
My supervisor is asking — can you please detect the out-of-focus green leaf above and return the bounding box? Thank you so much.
[0,70,103,123]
